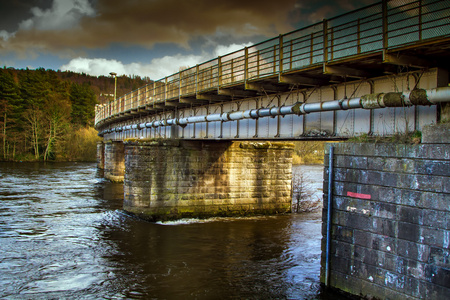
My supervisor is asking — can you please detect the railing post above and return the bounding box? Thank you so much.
[290,40,293,70]
[323,19,328,62]
[179,71,182,99]
[152,81,156,105]
[195,65,199,94]
[330,27,334,60]
[231,59,234,83]
[218,56,222,87]
[418,0,422,41]
[257,50,260,78]
[357,18,361,54]
[164,77,168,102]
[382,0,388,50]
[273,44,277,73]
[279,34,284,77]
[244,47,249,84]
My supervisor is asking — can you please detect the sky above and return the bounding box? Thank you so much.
[0,0,378,80]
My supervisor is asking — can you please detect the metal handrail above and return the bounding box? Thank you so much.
[95,0,450,126]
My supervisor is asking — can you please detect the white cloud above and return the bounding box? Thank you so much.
[60,54,205,79]
[19,0,95,31]
[213,42,254,57]
[0,30,14,41]
[61,43,254,80]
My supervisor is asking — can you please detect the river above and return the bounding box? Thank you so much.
[0,162,343,299]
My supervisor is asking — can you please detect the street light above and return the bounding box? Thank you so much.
[109,72,117,101]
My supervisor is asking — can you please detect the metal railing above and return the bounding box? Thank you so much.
[95,0,450,126]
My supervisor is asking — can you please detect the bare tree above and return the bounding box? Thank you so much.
[23,106,44,160]
[43,96,71,161]
[292,171,321,213]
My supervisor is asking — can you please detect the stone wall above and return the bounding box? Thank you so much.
[321,142,450,299]
[104,141,125,182]
[97,142,105,170]
[123,139,294,221]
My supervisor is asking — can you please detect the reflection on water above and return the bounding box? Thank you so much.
[0,162,340,299]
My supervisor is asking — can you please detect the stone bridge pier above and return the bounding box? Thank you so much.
[100,141,125,182]
[98,139,294,221]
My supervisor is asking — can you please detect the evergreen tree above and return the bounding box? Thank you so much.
[0,69,22,159]
[70,83,97,127]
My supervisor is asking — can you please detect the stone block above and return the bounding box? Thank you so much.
[421,227,447,248]
[428,247,450,269]
[422,210,448,230]
[332,225,354,243]
[414,159,450,176]
[399,206,423,225]
[419,192,449,211]
[417,144,450,160]
[370,201,397,219]
[381,172,399,188]
[422,123,450,144]
[419,280,450,300]
[425,264,450,288]
[377,186,402,204]
[398,222,421,243]
[353,229,373,248]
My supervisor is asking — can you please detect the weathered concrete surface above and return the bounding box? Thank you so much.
[422,123,450,144]
[96,142,105,170]
[123,139,294,221]
[104,141,125,182]
[321,142,450,299]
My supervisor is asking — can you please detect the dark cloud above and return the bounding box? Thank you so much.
[0,0,52,31]
[1,0,380,63]
[1,0,298,57]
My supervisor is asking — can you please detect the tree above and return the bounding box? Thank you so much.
[0,100,10,159]
[0,69,21,159]
[23,106,44,159]
[70,83,97,127]
[42,95,72,161]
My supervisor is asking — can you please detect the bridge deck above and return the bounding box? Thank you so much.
[95,0,450,130]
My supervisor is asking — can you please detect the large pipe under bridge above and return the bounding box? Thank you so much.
[99,87,450,136]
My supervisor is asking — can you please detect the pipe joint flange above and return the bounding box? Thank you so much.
[338,98,348,110]
[221,112,231,121]
[175,119,188,128]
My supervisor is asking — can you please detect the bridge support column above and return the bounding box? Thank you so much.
[123,140,294,221]
[104,141,125,182]
[97,141,105,170]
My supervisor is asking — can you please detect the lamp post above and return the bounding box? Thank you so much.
[109,72,117,101]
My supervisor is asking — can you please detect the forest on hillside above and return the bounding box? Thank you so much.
[0,67,151,162]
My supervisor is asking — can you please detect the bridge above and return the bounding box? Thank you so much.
[95,0,450,141]
[96,2,450,298]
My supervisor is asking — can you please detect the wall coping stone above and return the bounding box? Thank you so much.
[124,139,294,150]
[422,123,450,144]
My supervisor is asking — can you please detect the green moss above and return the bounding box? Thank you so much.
[347,131,422,144]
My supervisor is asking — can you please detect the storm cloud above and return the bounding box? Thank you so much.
[1,0,297,56]
[0,0,379,77]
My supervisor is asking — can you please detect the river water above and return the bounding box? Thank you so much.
[0,162,342,299]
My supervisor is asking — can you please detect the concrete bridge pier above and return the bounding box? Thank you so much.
[97,142,105,170]
[123,140,294,221]
[103,140,125,182]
